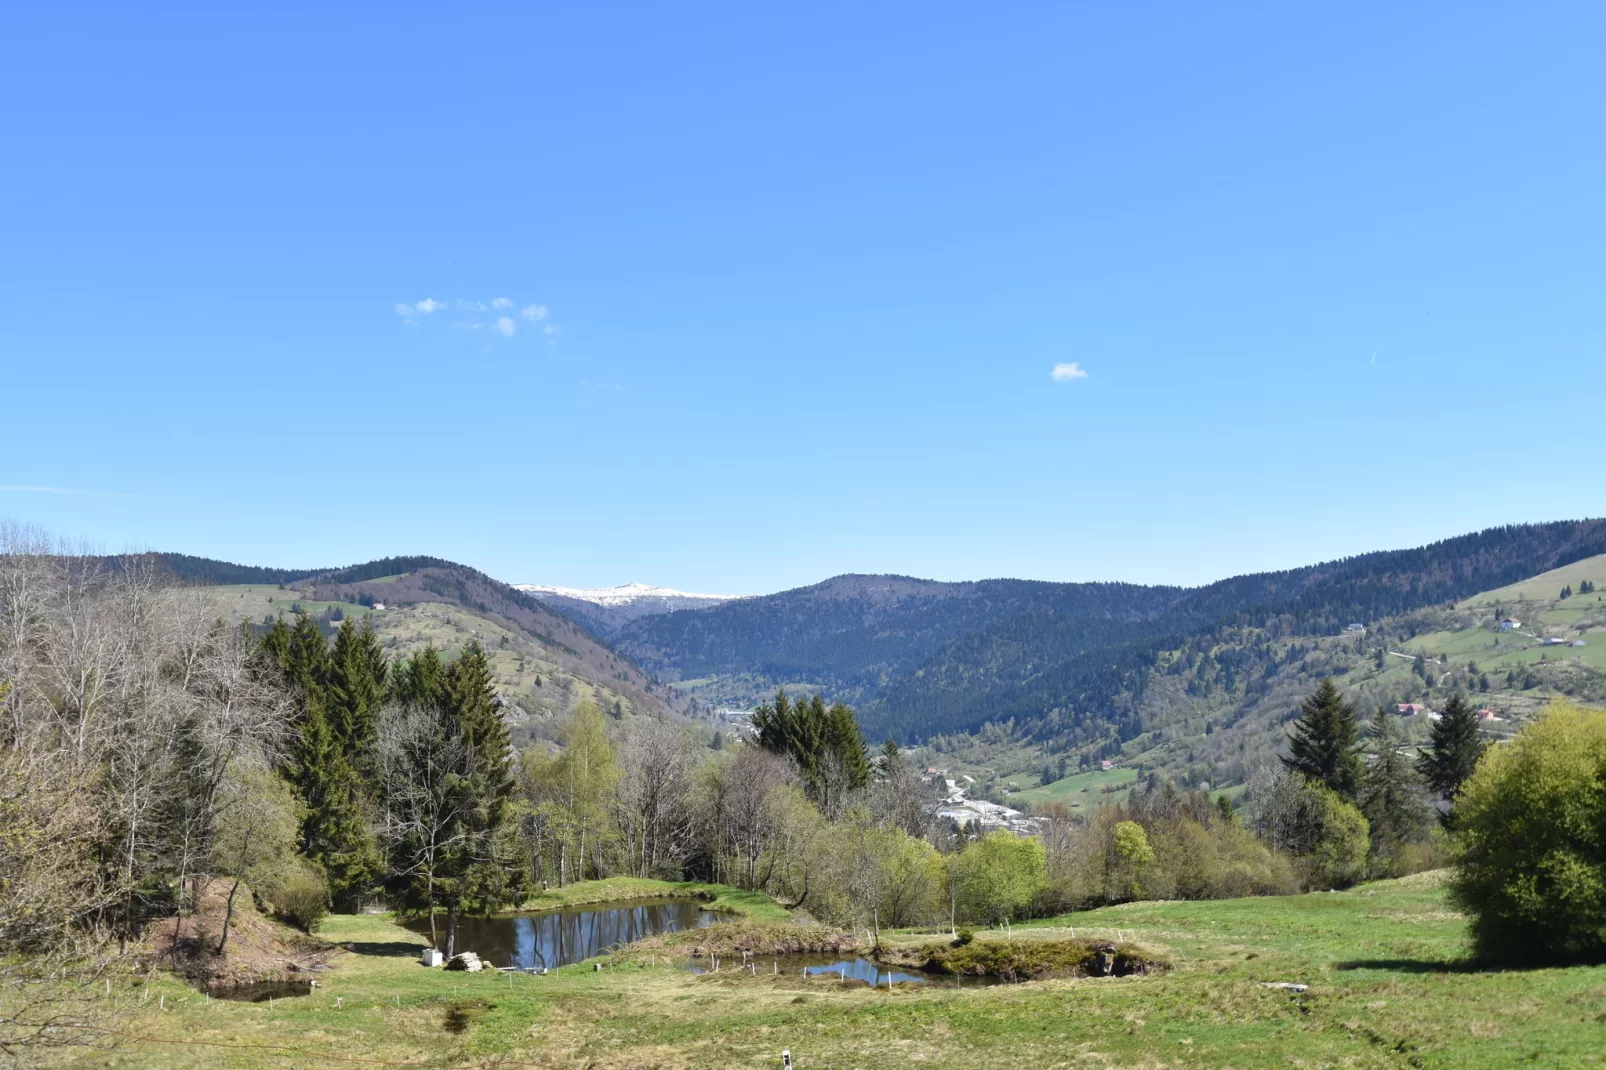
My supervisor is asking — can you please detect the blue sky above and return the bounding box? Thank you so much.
[3,3,1602,594]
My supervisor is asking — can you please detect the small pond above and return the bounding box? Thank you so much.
[209,980,315,1002]
[686,954,1011,988]
[406,898,723,970]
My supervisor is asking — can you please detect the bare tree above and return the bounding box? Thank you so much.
[614,720,698,878]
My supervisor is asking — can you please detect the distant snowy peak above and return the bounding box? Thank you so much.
[512,581,746,636]
[514,582,745,609]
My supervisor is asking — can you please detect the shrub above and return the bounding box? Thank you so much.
[1451,702,1606,965]
[1304,789,1370,888]
[953,927,974,946]
[264,865,329,934]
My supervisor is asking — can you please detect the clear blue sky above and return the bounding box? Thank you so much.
[3,3,1602,594]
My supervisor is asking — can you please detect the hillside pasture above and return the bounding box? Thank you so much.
[1011,765,1139,809]
[57,872,1606,1069]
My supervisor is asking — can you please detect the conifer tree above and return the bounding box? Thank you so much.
[753,689,869,798]
[291,701,379,908]
[325,617,388,768]
[386,643,521,956]
[263,612,379,909]
[1282,679,1363,802]
[1361,704,1428,866]
[827,702,870,790]
[1416,693,1486,812]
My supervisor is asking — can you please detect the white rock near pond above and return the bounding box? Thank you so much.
[445,951,484,972]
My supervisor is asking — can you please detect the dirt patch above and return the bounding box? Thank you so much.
[146,877,337,989]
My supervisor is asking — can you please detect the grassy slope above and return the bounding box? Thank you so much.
[66,873,1606,1069]
[1008,766,1139,809]
[190,586,659,741]
[977,557,1606,801]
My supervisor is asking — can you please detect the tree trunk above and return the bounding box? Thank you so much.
[217,878,242,955]
[445,905,458,959]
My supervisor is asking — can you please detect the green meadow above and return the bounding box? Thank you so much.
[62,871,1606,1069]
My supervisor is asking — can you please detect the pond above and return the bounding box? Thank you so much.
[406,898,724,971]
[686,954,1011,988]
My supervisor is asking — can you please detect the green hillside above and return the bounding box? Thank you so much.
[973,556,1606,804]
[191,560,682,740]
[64,873,1606,1069]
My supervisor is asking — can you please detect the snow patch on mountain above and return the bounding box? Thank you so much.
[513,582,746,608]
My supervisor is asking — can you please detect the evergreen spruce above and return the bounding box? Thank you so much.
[263,612,380,910]
[752,688,870,798]
[827,702,870,790]
[325,617,388,768]
[1416,693,1486,812]
[1282,679,1363,801]
[1361,704,1428,866]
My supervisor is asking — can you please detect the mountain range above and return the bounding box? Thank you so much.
[109,518,1606,782]
[513,582,745,636]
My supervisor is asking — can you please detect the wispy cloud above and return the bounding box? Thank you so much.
[393,298,445,325]
[1051,362,1090,381]
[394,296,558,342]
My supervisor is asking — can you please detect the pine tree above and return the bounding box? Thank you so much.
[264,612,379,910]
[1361,705,1427,866]
[1416,693,1486,808]
[438,644,521,954]
[325,618,388,769]
[292,702,380,909]
[826,702,869,790]
[1282,679,1363,801]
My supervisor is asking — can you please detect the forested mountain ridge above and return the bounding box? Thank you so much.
[877,519,1606,740]
[618,520,1606,743]
[615,573,1186,711]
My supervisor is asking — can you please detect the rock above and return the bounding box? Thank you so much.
[1093,943,1117,976]
[445,952,483,972]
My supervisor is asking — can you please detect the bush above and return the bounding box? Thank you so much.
[264,864,329,934]
[953,927,975,946]
[1304,789,1370,888]
[1451,702,1606,965]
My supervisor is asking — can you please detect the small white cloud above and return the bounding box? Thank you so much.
[491,297,513,309]
[394,303,413,317]
[455,299,486,311]
[521,304,549,322]
[1051,362,1089,381]
[494,316,517,337]
[415,298,442,314]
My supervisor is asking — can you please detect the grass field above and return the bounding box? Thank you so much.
[1010,766,1139,809]
[59,871,1606,1069]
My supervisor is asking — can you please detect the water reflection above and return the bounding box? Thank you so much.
[687,954,1011,987]
[406,899,722,970]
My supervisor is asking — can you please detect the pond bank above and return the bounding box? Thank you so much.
[515,878,789,921]
[877,936,1168,981]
